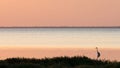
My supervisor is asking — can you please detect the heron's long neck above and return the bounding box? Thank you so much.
[96,49,99,52]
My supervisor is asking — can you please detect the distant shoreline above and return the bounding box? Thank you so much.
[0,26,120,28]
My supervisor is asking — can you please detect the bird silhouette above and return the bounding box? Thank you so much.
[96,47,101,59]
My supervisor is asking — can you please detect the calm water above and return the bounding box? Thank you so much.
[0,27,120,61]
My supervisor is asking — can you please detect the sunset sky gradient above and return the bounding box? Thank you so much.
[0,0,120,61]
[0,0,120,27]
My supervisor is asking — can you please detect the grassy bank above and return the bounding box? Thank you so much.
[0,56,120,68]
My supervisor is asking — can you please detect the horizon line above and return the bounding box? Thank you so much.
[0,26,120,28]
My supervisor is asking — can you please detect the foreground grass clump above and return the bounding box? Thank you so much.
[0,56,120,68]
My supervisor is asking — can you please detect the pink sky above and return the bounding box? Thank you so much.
[0,0,120,27]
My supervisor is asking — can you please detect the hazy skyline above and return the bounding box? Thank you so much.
[0,0,120,27]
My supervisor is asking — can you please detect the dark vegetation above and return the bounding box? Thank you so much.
[0,56,120,68]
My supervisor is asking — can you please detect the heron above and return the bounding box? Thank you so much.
[96,47,101,59]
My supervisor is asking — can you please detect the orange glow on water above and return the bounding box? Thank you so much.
[0,48,120,61]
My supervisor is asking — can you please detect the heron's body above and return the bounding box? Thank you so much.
[96,47,101,59]
[97,51,100,58]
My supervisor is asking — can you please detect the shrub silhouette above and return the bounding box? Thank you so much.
[0,56,119,68]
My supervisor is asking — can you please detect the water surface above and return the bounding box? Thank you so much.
[0,27,120,61]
